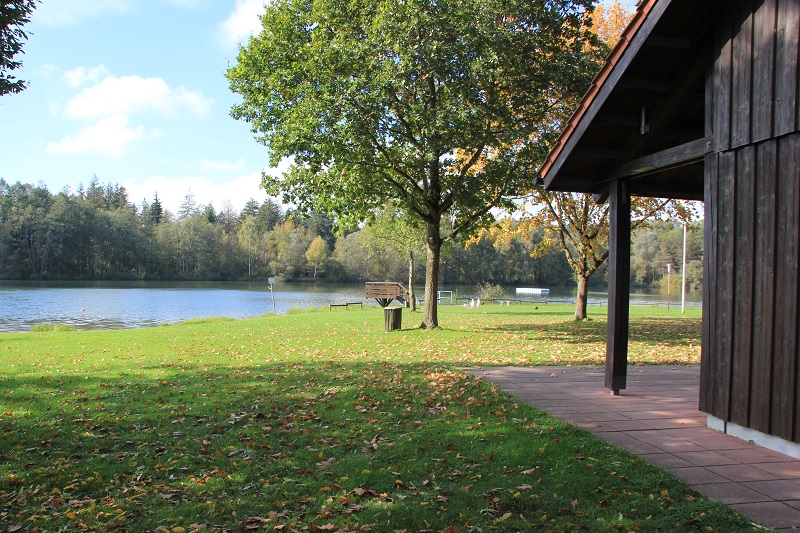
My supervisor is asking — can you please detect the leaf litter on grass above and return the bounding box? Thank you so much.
[0,305,758,531]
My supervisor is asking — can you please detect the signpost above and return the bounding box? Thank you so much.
[681,222,687,314]
[268,277,276,314]
[666,264,671,310]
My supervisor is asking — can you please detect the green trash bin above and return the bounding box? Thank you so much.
[384,306,402,332]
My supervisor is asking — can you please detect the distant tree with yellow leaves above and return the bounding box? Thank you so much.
[305,236,329,280]
[593,1,635,47]
[482,0,695,321]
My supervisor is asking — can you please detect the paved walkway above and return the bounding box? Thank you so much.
[465,365,800,531]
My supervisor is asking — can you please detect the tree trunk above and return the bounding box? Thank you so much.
[575,275,588,320]
[422,222,442,329]
[408,250,416,312]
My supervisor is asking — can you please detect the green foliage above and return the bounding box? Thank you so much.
[239,198,260,221]
[475,281,506,301]
[179,316,236,325]
[177,189,199,221]
[227,0,605,327]
[454,224,573,286]
[229,0,601,226]
[305,235,329,279]
[0,0,37,95]
[631,219,704,289]
[150,192,164,224]
[498,188,697,320]
[0,307,758,531]
[29,323,76,332]
[0,178,705,287]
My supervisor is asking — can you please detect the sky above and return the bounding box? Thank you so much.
[0,0,636,215]
[0,0,282,214]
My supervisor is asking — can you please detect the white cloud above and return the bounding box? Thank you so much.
[62,65,110,88]
[218,0,265,49]
[46,115,153,157]
[48,70,212,160]
[200,158,245,172]
[65,75,213,120]
[123,171,271,214]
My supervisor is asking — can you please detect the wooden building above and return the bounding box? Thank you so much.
[540,0,800,454]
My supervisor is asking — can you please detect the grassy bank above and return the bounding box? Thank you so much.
[0,304,761,531]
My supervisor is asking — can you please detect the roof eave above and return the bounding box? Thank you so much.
[539,0,662,191]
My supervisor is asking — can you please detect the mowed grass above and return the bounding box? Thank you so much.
[0,304,763,532]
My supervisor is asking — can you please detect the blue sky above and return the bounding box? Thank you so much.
[0,0,278,213]
[0,0,635,214]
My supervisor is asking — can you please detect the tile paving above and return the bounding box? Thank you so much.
[465,365,800,531]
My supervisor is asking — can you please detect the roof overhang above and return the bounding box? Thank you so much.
[540,0,724,201]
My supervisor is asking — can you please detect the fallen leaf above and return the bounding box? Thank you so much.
[495,512,512,524]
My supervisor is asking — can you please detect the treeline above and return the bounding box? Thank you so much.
[631,220,704,291]
[0,178,569,284]
[0,178,701,289]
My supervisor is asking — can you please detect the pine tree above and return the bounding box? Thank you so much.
[240,198,260,221]
[203,203,217,224]
[178,189,198,220]
[150,193,164,224]
[257,199,283,232]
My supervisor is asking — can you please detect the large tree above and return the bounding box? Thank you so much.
[227,0,602,328]
[1,0,37,96]
[477,0,642,320]
[515,189,680,320]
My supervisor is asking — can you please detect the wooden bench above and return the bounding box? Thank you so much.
[329,301,363,310]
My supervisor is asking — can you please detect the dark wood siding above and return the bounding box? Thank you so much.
[704,132,800,441]
[703,0,800,443]
[731,2,753,149]
[714,0,800,148]
[713,7,733,152]
[752,0,776,143]
[750,140,777,434]
[731,145,754,427]
[712,150,736,421]
[772,135,799,440]
[775,0,799,136]
[700,153,717,414]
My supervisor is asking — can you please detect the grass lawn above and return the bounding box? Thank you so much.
[0,303,764,532]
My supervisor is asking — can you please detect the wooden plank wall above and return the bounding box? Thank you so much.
[703,133,800,442]
[702,0,800,442]
[713,0,799,153]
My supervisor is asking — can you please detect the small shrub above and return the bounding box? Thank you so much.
[286,306,324,315]
[475,282,506,302]
[30,323,77,332]
[181,317,236,325]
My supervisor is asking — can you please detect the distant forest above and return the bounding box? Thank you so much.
[0,178,702,290]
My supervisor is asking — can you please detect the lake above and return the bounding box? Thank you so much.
[0,281,701,332]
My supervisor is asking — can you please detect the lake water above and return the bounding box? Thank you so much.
[0,281,701,332]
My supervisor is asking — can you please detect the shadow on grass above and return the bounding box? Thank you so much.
[475,315,702,347]
[0,359,750,532]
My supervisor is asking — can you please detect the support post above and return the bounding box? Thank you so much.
[605,178,631,394]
